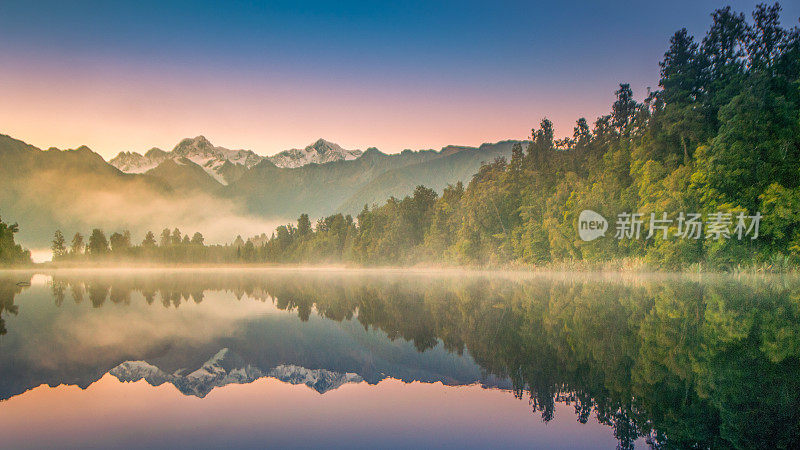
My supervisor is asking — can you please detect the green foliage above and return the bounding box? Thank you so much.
[109,230,131,254]
[760,182,800,258]
[142,231,157,248]
[51,230,66,260]
[87,229,109,255]
[50,4,800,271]
[69,232,84,256]
[242,3,799,270]
[0,214,31,265]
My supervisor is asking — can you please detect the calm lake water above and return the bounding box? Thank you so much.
[0,269,797,449]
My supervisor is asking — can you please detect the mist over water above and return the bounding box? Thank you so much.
[10,167,290,248]
[0,269,797,448]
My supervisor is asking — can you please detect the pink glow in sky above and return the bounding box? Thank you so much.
[0,56,608,159]
[4,1,791,160]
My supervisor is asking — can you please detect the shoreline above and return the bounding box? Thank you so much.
[2,264,798,283]
[2,254,798,275]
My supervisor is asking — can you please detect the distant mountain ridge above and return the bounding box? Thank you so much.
[222,140,520,219]
[0,132,524,246]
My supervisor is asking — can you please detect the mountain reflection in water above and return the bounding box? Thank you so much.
[0,269,798,449]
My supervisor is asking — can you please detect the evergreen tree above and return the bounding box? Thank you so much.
[297,214,312,237]
[572,118,591,148]
[747,3,785,73]
[611,83,637,133]
[51,230,66,260]
[233,235,245,247]
[70,233,84,256]
[660,28,701,105]
[702,6,749,79]
[109,231,131,253]
[87,229,109,255]
[191,232,204,245]
[172,228,182,245]
[159,228,172,247]
[142,231,157,248]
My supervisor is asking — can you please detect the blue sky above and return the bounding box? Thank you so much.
[1,0,797,157]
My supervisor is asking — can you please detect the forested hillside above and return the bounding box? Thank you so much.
[220,142,517,218]
[41,4,800,270]
[232,4,800,269]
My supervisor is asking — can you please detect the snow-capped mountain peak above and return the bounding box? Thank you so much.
[268,138,363,168]
[172,135,216,157]
[108,136,265,185]
[108,148,168,173]
[108,136,364,182]
[109,348,364,398]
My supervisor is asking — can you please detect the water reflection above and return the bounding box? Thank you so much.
[0,274,24,336]
[1,269,799,449]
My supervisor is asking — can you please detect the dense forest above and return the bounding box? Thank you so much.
[48,3,800,270]
[265,3,800,269]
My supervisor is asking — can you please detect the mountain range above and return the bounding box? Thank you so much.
[111,348,364,397]
[108,136,363,184]
[0,132,521,246]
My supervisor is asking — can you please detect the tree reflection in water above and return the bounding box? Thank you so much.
[2,271,799,449]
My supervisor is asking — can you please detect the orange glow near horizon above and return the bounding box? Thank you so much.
[0,58,604,160]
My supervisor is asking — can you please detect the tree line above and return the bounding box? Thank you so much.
[50,227,239,263]
[288,3,800,269]
[230,3,800,270]
[50,3,800,269]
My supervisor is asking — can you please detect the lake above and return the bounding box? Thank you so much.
[0,269,797,449]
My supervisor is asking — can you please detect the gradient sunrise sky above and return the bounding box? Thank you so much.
[1,0,797,159]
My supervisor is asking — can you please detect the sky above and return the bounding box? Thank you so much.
[1,0,798,159]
